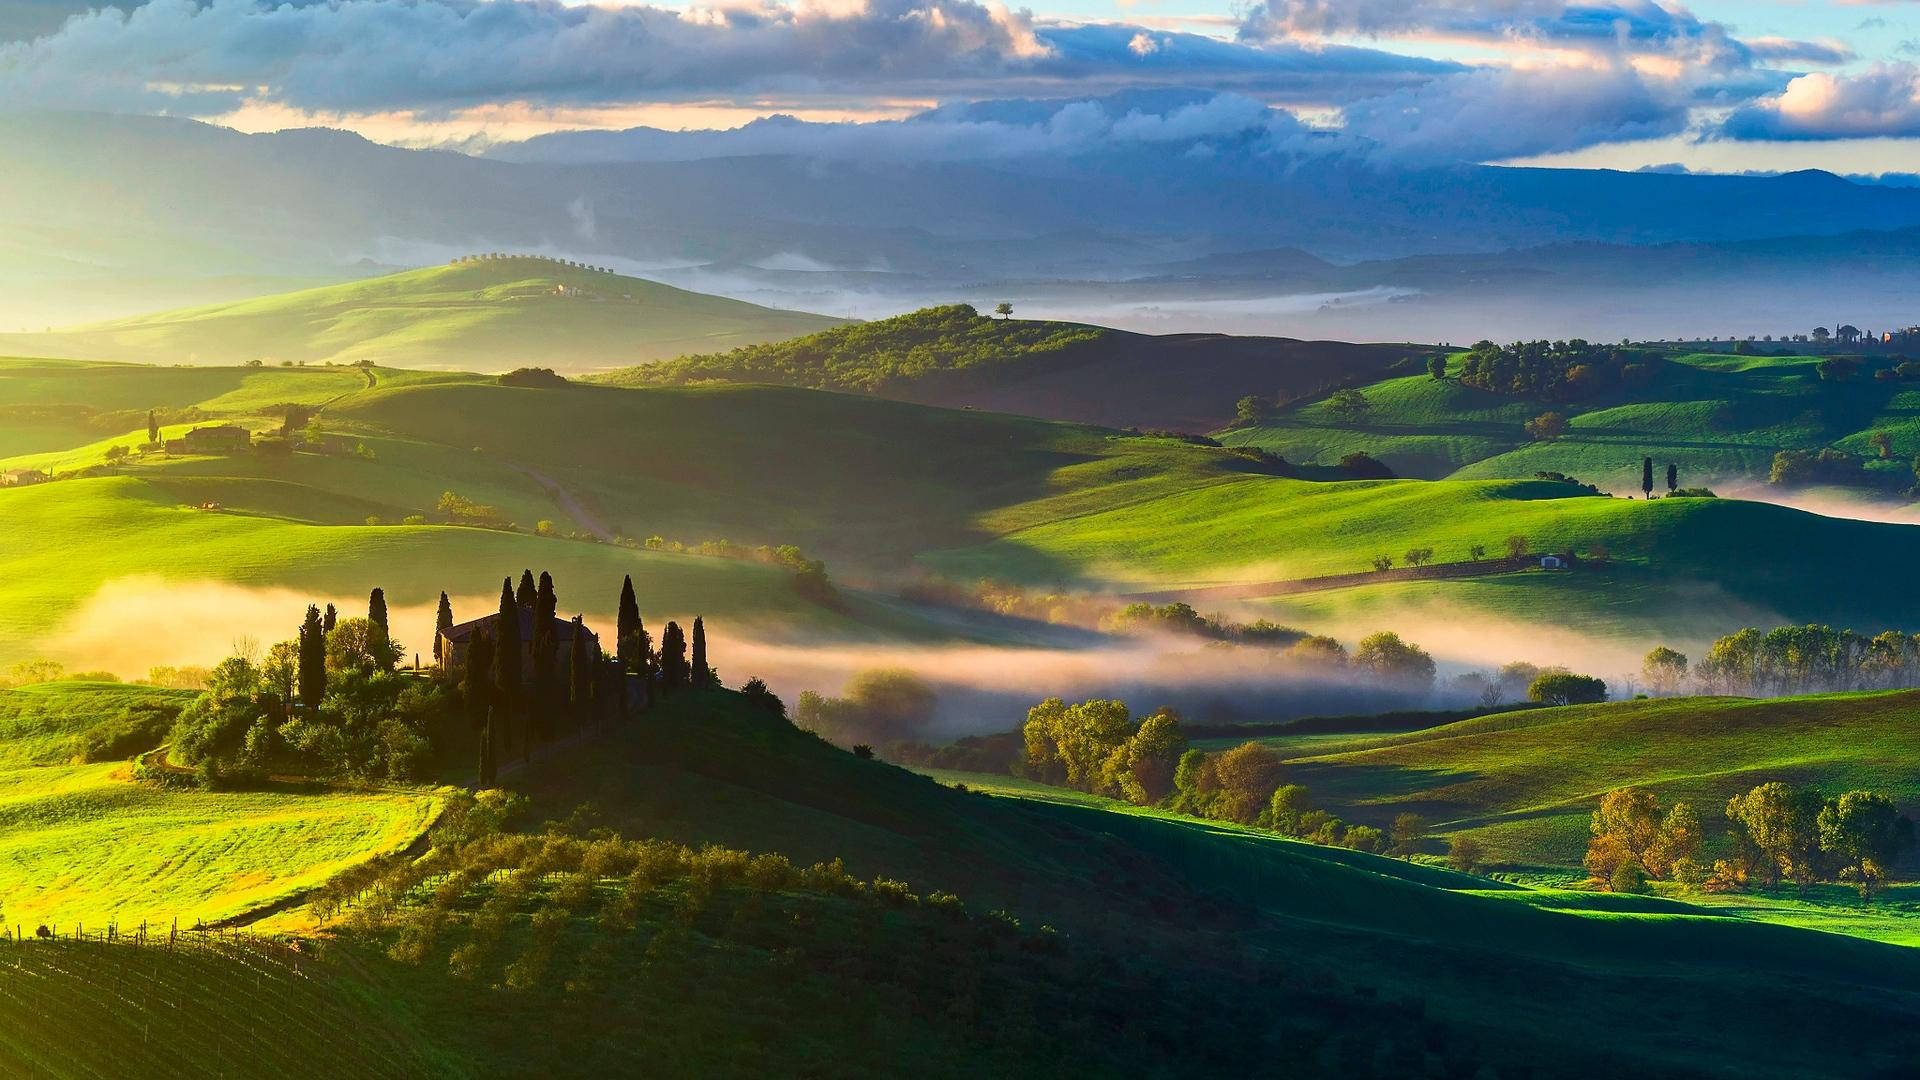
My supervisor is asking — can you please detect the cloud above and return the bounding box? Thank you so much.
[0,0,1451,115]
[484,89,1332,164]
[1722,62,1920,140]
[1342,62,1689,161]
[1239,0,1844,71]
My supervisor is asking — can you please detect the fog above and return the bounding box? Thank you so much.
[31,576,1715,739]
[1710,481,1920,527]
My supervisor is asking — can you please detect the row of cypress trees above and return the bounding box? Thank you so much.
[457,570,717,785]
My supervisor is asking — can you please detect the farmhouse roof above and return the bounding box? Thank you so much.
[443,609,597,643]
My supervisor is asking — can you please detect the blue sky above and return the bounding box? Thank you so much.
[5,0,1920,171]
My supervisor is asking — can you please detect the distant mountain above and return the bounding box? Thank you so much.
[594,304,1423,431]
[0,258,843,372]
[13,110,1920,337]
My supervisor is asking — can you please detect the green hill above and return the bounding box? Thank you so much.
[1223,349,1919,491]
[595,303,1421,431]
[11,689,1920,1077]
[0,258,843,373]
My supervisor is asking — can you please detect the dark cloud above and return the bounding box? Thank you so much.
[0,0,1453,114]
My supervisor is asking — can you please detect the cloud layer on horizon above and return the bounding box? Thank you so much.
[0,0,1898,163]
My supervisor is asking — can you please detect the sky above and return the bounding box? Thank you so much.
[7,0,1920,171]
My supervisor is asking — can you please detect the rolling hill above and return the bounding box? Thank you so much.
[10,687,1920,1077]
[593,304,1423,431]
[10,358,1920,670]
[1222,349,1920,493]
[0,258,843,373]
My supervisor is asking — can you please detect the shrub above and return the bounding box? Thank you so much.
[1447,835,1484,874]
[71,702,181,762]
[1528,671,1608,706]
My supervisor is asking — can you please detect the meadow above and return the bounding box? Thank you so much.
[0,683,440,930]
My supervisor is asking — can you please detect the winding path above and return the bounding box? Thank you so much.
[506,463,617,541]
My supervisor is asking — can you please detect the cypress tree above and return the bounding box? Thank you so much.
[147,410,159,446]
[433,592,454,666]
[493,578,521,757]
[516,570,536,611]
[297,604,327,709]
[617,576,640,667]
[368,588,392,671]
[532,572,558,742]
[659,621,689,692]
[1641,456,1654,499]
[323,603,337,634]
[691,616,712,687]
[568,615,592,726]
[464,629,496,785]
[1666,462,1678,493]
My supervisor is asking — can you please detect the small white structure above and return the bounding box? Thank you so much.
[1540,555,1567,570]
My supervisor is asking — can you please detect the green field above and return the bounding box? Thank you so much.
[0,259,843,373]
[0,683,440,929]
[1223,350,1920,492]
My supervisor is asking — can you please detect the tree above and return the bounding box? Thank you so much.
[1641,455,1654,498]
[1528,671,1607,706]
[516,570,536,611]
[464,629,496,785]
[568,615,593,725]
[1390,813,1428,858]
[1352,631,1436,690]
[1325,388,1372,425]
[1586,787,1662,887]
[1447,835,1484,874]
[1427,354,1447,380]
[1523,411,1568,441]
[1116,708,1186,805]
[1505,534,1528,558]
[1645,801,1703,880]
[1370,554,1393,572]
[367,588,392,671]
[323,604,337,634]
[1642,646,1688,695]
[1468,543,1487,560]
[993,302,1013,320]
[1211,742,1286,824]
[297,605,327,708]
[1666,461,1677,493]
[1819,790,1914,900]
[1812,326,1831,343]
[433,592,454,666]
[691,616,714,687]
[615,575,650,680]
[1234,395,1271,424]
[1871,430,1895,460]
[147,409,160,445]
[327,617,399,674]
[492,578,521,757]
[1404,547,1434,566]
[658,621,689,692]
[1727,782,1813,888]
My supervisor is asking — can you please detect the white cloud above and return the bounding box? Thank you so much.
[1723,63,1920,140]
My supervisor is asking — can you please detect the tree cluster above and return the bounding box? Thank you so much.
[1684,624,1920,695]
[1589,783,1916,900]
[796,669,936,749]
[1456,340,1658,401]
[1023,699,1188,806]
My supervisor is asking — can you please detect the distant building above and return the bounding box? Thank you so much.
[0,468,48,487]
[165,425,252,455]
[437,608,600,677]
[1540,555,1567,570]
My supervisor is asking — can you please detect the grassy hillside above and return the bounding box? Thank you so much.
[595,303,1421,431]
[920,471,1920,644]
[1224,350,1919,490]
[7,689,1920,1075]
[0,682,440,928]
[0,258,843,373]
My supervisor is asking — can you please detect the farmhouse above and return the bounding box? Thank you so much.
[1540,555,1568,570]
[0,468,48,487]
[166,425,252,455]
[438,609,600,677]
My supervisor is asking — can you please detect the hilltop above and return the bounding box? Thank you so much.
[0,257,843,373]
[594,304,1422,431]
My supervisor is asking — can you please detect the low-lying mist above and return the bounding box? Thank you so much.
[39,576,1751,738]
